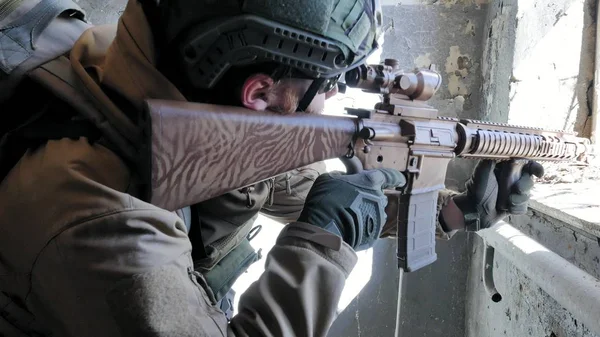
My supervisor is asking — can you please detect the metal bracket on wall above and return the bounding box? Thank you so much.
[482,243,502,302]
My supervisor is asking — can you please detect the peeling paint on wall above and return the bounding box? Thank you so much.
[446,46,471,76]
[448,75,470,96]
[381,0,489,7]
[445,46,472,96]
[440,0,459,7]
[464,20,476,36]
[439,0,490,8]
[452,95,465,112]
[415,53,433,68]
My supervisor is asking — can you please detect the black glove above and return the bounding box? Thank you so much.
[452,159,544,231]
[298,169,406,252]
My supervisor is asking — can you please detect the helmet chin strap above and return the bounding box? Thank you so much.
[296,78,325,113]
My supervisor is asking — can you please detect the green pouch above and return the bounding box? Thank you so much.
[203,237,262,302]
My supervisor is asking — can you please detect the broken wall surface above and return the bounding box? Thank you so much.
[468,1,600,337]
[467,211,600,337]
[481,0,595,134]
[378,0,488,120]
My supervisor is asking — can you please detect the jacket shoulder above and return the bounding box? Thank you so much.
[0,138,143,266]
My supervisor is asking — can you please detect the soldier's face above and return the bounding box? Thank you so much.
[239,74,338,114]
[277,78,339,115]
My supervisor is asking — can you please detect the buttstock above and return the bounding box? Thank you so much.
[143,99,358,211]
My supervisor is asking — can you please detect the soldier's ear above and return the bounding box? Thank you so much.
[241,74,275,111]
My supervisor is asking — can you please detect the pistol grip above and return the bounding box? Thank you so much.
[496,159,528,212]
[340,155,364,174]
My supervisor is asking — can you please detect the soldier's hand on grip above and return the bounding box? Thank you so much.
[453,159,544,231]
[298,169,406,252]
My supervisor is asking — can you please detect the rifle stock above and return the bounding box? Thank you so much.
[144,100,357,211]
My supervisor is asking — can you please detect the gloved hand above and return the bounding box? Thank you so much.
[452,159,544,231]
[297,169,406,251]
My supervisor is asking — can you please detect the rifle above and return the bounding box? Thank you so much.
[143,58,590,273]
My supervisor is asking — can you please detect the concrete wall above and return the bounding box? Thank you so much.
[467,2,600,336]
[379,0,487,120]
[466,211,600,337]
[327,234,473,337]
[379,1,490,189]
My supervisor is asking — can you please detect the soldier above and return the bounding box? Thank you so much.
[0,0,542,336]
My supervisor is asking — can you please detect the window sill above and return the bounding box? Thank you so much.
[530,181,600,238]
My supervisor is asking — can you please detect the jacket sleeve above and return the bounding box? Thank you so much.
[228,222,358,337]
[31,202,355,337]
